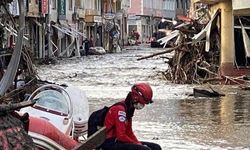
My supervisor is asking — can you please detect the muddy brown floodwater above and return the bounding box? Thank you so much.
[38,46,250,150]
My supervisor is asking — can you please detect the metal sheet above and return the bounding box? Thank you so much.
[240,19,250,57]
[192,9,220,52]
[52,25,74,37]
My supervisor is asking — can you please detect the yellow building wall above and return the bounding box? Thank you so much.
[210,1,234,66]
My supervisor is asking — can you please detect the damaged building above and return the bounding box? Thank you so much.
[193,0,250,77]
[137,0,250,84]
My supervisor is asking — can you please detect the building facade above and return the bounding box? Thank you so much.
[127,0,190,44]
[5,0,130,59]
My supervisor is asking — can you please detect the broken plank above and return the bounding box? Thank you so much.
[137,45,181,61]
[73,127,106,150]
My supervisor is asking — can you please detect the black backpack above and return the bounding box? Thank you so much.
[87,102,125,138]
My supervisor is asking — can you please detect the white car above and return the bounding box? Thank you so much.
[20,84,89,140]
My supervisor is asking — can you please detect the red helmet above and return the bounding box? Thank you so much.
[131,82,153,105]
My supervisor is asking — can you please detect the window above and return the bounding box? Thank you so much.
[69,0,72,10]
[95,0,101,12]
[234,16,250,67]
[52,0,56,9]
[34,90,70,115]
[81,0,85,9]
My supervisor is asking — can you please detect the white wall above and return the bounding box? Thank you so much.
[85,0,95,9]
[84,0,101,15]
[233,0,250,10]
[122,0,130,9]
[65,0,75,23]
[50,0,58,22]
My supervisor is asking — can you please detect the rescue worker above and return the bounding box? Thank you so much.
[100,82,162,150]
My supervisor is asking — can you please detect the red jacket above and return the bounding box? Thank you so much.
[104,102,141,145]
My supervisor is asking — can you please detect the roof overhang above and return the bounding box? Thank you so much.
[194,0,224,5]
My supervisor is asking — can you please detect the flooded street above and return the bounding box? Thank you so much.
[37,46,250,150]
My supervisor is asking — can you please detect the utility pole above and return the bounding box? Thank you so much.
[42,14,46,58]
[48,0,52,57]
[0,0,25,95]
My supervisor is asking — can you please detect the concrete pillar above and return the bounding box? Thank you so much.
[30,23,34,56]
[58,38,62,55]
[39,26,43,58]
[48,0,52,58]
[42,22,46,58]
[66,37,69,57]
[219,1,234,75]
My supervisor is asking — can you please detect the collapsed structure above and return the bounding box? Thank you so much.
[139,1,250,85]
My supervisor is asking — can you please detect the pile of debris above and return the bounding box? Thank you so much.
[139,8,222,84]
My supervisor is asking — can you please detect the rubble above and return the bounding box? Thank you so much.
[138,8,227,84]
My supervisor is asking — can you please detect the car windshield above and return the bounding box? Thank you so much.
[34,90,69,115]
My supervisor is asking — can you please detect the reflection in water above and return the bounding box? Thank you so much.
[234,95,250,124]
[176,93,250,149]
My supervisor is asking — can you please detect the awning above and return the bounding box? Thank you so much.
[63,25,86,37]
[52,25,75,37]
[65,26,86,38]
[53,24,85,38]
[0,23,28,40]
[32,19,42,27]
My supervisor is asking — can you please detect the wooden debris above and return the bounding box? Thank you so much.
[73,127,106,150]
[192,88,225,97]
[137,8,228,84]
[137,45,181,61]
[240,85,250,90]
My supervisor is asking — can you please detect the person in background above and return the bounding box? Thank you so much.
[83,38,90,56]
[100,82,162,150]
[131,30,140,45]
[89,35,94,48]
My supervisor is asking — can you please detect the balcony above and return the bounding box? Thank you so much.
[27,2,39,17]
[85,9,98,16]
[77,9,85,19]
